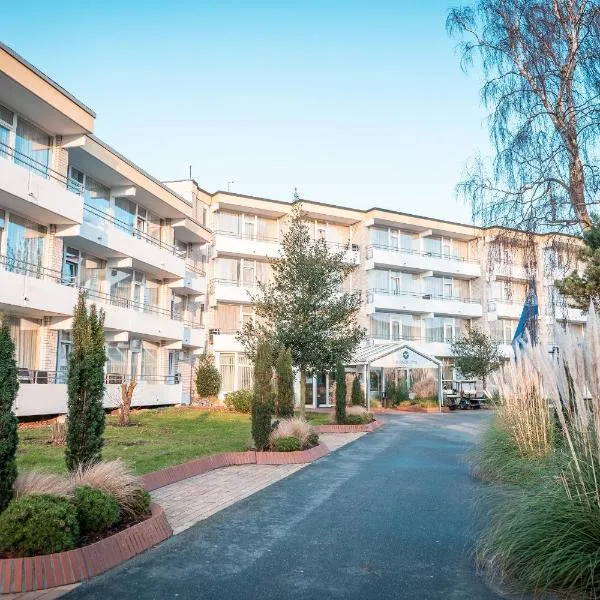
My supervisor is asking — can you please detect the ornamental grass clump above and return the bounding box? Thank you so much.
[479,304,600,597]
[13,471,74,500]
[269,417,315,448]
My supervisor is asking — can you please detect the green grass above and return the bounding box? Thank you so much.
[17,408,252,475]
[300,411,332,425]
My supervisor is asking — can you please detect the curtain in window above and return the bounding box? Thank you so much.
[423,237,442,255]
[141,342,158,378]
[255,261,272,283]
[6,317,39,370]
[80,256,105,295]
[238,355,253,390]
[216,258,239,283]
[218,212,240,235]
[368,269,389,291]
[6,214,45,274]
[370,313,390,339]
[144,279,160,309]
[106,343,128,375]
[110,269,132,304]
[0,125,9,156]
[257,217,277,240]
[215,304,240,331]
[15,118,51,176]
[369,228,388,246]
[219,353,235,392]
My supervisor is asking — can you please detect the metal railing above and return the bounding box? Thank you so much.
[367,333,465,344]
[214,230,359,252]
[366,288,480,304]
[83,204,185,257]
[0,254,65,284]
[211,278,258,289]
[0,141,83,195]
[17,370,181,385]
[366,243,477,264]
[184,260,206,277]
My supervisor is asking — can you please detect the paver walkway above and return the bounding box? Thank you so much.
[3,432,364,599]
[61,413,506,600]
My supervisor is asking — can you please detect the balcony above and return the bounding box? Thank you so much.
[210,279,256,305]
[182,323,205,349]
[60,204,185,279]
[0,142,83,225]
[208,330,245,353]
[13,372,182,417]
[0,255,76,316]
[168,260,206,296]
[487,299,524,320]
[366,288,483,319]
[489,261,530,282]
[366,244,480,279]
[213,231,281,259]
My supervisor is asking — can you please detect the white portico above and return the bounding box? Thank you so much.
[347,343,443,411]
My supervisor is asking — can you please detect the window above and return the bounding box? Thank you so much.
[141,341,158,378]
[106,342,128,375]
[62,247,80,285]
[114,198,136,232]
[6,214,46,273]
[238,354,253,389]
[0,103,13,157]
[243,216,255,239]
[241,305,254,328]
[15,118,51,177]
[220,353,235,392]
[218,211,240,235]
[6,317,40,370]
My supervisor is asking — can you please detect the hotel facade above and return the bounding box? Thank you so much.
[0,42,585,416]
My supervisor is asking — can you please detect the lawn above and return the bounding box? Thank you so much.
[17,408,252,475]
[302,411,332,425]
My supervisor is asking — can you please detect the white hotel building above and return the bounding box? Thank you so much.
[0,42,585,416]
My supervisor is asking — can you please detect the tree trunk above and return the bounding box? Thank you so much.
[570,154,592,231]
[119,379,137,426]
[298,366,306,418]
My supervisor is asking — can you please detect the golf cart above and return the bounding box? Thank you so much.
[442,380,482,410]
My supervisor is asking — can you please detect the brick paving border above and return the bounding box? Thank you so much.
[0,504,171,595]
[315,420,383,434]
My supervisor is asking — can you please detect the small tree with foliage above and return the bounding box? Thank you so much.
[195,354,221,402]
[239,200,365,417]
[556,220,600,310]
[451,327,502,390]
[351,376,364,406]
[252,338,273,450]
[335,361,347,424]
[66,292,107,471]
[275,347,294,418]
[0,320,18,512]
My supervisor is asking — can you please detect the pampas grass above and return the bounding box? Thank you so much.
[13,471,74,499]
[269,417,313,447]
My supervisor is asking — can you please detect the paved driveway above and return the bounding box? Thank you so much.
[65,413,503,600]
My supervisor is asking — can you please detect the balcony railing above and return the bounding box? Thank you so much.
[17,369,181,385]
[83,204,185,257]
[214,230,280,244]
[367,332,465,344]
[0,254,65,284]
[211,278,259,289]
[184,260,206,277]
[366,243,477,264]
[367,288,480,304]
[0,141,83,195]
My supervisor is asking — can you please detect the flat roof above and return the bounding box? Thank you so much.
[0,41,96,118]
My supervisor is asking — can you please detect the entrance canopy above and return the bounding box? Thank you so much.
[347,343,443,410]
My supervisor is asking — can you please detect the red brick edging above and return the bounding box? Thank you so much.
[0,503,172,594]
[315,420,383,434]
[141,444,331,492]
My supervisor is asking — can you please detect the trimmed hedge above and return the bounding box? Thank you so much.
[273,436,302,452]
[74,486,120,537]
[0,494,79,557]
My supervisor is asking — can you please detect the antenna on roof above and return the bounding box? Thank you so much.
[189,165,192,180]
[293,187,300,202]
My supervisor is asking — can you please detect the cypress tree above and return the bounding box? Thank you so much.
[0,320,19,512]
[351,376,364,406]
[275,347,294,418]
[335,361,346,425]
[252,337,273,450]
[66,292,107,471]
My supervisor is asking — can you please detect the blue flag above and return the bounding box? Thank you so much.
[512,281,538,353]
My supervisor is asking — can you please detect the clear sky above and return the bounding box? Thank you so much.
[1,0,491,223]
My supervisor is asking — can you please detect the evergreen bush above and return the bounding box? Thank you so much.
[306,431,319,448]
[273,436,302,452]
[195,354,221,399]
[351,376,364,406]
[0,495,79,557]
[252,338,274,450]
[276,347,294,418]
[74,486,120,537]
[0,320,19,512]
[335,361,347,424]
[224,389,252,413]
[66,292,106,472]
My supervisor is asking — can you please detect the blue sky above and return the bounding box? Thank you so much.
[1,1,490,223]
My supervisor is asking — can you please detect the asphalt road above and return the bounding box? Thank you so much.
[65,412,504,600]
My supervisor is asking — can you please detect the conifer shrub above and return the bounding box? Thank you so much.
[0,495,79,557]
[351,376,364,406]
[195,354,221,400]
[276,347,295,418]
[0,320,19,512]
[335,361,347,424]
[273,436,302,452]
[74,486,120,537]
[252,338,274,450]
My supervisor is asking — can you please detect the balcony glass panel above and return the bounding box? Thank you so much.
[14,118,51,177]
[6,214,45,275]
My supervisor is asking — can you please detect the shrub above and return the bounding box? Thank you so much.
[74,486,120,537]
[335,361,347,425]
[128,489,152,520]
[276,348,295,418]
[269,417,313,447]
[306,431,319,448]
[13,471,73,500]
[411,376,436,400]
[252,338,274,450]
[0,494,79,557]
[273,436,302,452]
[70,459,147,519]
[224,389,252,414]
[351,376,364,406]
[195,354,221,399]
[370,399,381,409]
[344,414,366,425]
[66,292,106,471]
[0,320,19,512]
[344,407,374,425]
[397,379,409,402]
